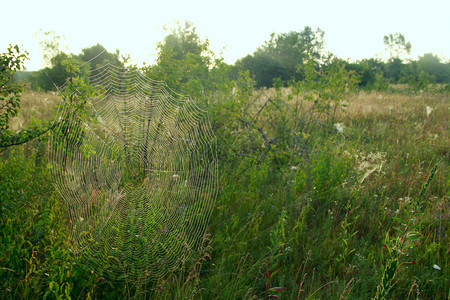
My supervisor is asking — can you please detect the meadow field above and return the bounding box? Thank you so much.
[0,86,448,299]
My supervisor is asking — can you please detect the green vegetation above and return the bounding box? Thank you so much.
[235,26,325,87]
[1,24,449,299]
[0,45,53,148]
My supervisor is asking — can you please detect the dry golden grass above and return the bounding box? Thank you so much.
[345,90,449,118]
[248,88,448,118]
[11,89,449,148]
[347,91,449,146]
[9,91,60,131]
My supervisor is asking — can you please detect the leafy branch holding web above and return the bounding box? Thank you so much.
[0,45,51,149]
[0,45,93,149]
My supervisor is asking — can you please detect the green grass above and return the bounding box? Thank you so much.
[1,89,448,299]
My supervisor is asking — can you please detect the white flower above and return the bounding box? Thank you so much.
[433,264,441,270]
[334,123,344,133]
[426,106,434,117]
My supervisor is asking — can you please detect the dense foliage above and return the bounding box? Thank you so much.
[235,26,325,87]
[16,42,125,92]
[1,25,449,299]
[0,45,52,148]
[12,26,450,92]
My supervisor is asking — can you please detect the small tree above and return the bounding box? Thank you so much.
[383,33,411,61]
[79,43,125,80]
[0,45,94,149]
[143,21,232,107]
[33,30,89,91]
[1,45,28,132]
[298,55,360,123]
[236,26,325,87]
[35,29,69,68]
[0,45,50,149]
[418,53,448,83]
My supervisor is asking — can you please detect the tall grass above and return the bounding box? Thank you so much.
[1,88,448,299]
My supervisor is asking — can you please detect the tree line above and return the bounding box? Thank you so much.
[10,24,450,93]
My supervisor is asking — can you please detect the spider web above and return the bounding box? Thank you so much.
[49,64,218,282]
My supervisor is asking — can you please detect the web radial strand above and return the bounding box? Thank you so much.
[49,63,218,282]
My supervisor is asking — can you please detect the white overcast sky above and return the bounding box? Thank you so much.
[2,0,449,70]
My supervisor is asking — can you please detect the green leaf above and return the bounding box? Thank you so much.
[269,286,286,292]
[269,269,279,278]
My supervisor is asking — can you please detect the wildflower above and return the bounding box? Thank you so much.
[426,106,433,117]
[334,123,344,133]
[433,264,441,270]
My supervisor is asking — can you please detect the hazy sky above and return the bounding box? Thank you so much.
[2,0,450,70]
